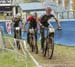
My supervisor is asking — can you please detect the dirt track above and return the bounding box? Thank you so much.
[28,44,75,67]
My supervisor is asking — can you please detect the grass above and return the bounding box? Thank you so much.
[0,50,36,67]
[0,15,5,20]
[1,36,75,67]
[0,14,12,20]
[0,14,5,20]
[0,51,25,67]
[0,36,36,67]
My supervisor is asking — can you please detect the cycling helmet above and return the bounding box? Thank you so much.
[30,12,37,17]
[45,7,52,12]
[16,13,22,19]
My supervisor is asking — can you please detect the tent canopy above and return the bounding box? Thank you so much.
[18,2,66,12]
[18,2,45,12]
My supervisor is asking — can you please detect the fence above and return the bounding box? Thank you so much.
[56,10,75,19]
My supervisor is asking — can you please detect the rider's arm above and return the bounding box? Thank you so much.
[50,13,61,29]
[53,16,61,29]
[19,18,23,28]
[23,16,31,29]
[23,21,27,27]
[36,18,42,26]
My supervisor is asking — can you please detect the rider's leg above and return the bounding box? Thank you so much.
[17,29,21,49]
[40,27,44,52]
[18,29,22,49]
[16,40,20,49]
[35,29,38,53]
[20,28,21,39]
[27,31,30,44]
[44,41,48,56]
[14,29,20,49]
[14,29,16,38]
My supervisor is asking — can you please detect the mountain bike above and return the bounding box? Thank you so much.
[14,27,21,49]
[28,28,38,54]
[43,27,55,59]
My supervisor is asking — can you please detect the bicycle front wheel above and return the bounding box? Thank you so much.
[47,37,54,59]
[29,33,34,52]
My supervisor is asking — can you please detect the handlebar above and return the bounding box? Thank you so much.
[41,25,55,33]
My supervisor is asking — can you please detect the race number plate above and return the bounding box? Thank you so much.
[15,27,20,30]
[49,27,55,33]
[29,28,34,34]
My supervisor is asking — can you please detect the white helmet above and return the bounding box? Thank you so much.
[30,12,37,17]
[16,13,21,17]
[45,6,52,11]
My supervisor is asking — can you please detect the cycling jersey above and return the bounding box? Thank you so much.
[27,16,37,29]
[27,16,37,50]
[12,17,21,28]
[40,14,54,27]
[12,17,22,39]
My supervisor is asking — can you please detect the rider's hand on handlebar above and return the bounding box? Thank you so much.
[58,26,62,30]
[22,29,26,32]
[41,25,44,28]
[41,25,48,30]
[40,24,44,28]
[44,27,48,30]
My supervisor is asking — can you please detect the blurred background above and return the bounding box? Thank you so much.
[0,0,75,20]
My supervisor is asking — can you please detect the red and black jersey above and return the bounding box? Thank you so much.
[27,16,34,21]
[27,16,37,28]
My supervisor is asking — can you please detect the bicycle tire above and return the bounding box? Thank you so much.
[29,33,34,52]
[15,29,21,49]
[28,29,38,54]
[43,36,54,59]
[32,32,38,54]
[47,37,54,59]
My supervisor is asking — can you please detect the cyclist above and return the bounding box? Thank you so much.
[12,13,22,49]
[24,12,38,54]
[39,7,62,53]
